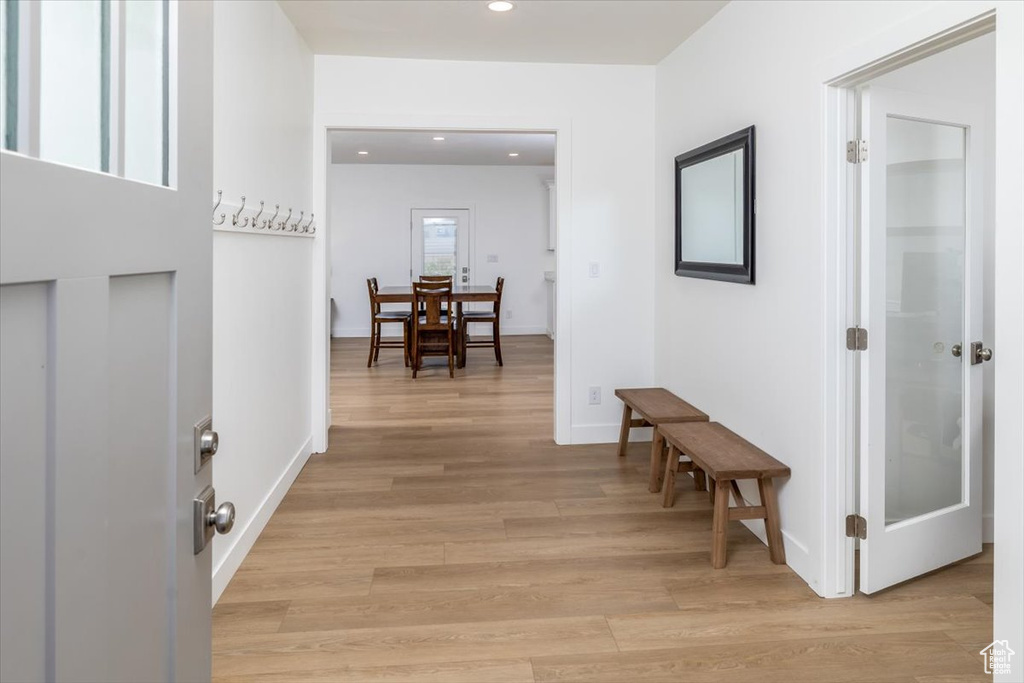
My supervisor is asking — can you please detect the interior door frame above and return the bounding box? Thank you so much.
[821,5,1008,599]
[311,114,573,450]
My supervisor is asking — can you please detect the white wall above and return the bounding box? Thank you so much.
[314,56,656,443]
[329,163,555,337]
[211,0,313,603]
[653,0,1011,595]
[870,34,996,540]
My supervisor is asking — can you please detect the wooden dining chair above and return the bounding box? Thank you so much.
[411,281,456,378]
[459,276,504,367]
[366,278,411,368]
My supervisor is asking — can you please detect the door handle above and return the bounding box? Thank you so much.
[951,343,962,358]
[970,341,993,365]
[193,486,235,554]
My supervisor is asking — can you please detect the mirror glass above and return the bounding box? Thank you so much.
[678,148,744,265]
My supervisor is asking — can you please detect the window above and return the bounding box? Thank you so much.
[422,217,458,276]
[0,0,172,186]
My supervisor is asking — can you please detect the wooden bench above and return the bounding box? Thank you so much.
[614,388,709,493]
[658,421,790,569]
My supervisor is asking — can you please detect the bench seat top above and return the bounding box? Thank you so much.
[659,421,790,480]
[614,387,708,424]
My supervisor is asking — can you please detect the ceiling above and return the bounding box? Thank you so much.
[279,0,728,66]
[330,130,556,166]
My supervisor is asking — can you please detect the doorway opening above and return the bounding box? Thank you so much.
[323,127,559,437]
[823,14,997,598]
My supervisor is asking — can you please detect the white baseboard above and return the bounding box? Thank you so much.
[212,435,312,605]
[571,423,652,444]
[332,325,549,338]
[984,513,994,543]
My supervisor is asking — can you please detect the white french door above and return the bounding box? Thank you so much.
[410,208,471,284]
[0,2,215,681]
[857,86,986,593]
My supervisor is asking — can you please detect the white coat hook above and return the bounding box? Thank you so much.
[212,190,226,225]
[232,195,249,228]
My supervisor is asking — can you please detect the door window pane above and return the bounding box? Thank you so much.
[38,0,108,171]
[422,218,457,277]
[1,0,18,151]
[124,0,168,186]
[884,116,966,525]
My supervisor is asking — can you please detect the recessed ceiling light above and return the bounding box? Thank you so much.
[487,1,515,12]
[433,136,445,141]
[508,152,519,157]
[357,151,369,155]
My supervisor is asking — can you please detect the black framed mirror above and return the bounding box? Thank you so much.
[674,126,755,284]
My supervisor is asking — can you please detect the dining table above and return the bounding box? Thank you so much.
[375,284,499,368]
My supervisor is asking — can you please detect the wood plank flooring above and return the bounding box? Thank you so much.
[213,335,994,682]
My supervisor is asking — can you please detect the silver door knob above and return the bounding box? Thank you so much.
[970,341,993,365]
[207,502,235,535]
[199,428,219,457]
[951,344,962,358]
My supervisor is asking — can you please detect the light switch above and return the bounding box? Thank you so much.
[487,254,499,263]
[589,262,600,278]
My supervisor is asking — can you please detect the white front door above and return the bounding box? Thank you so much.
[857,86,986,593]
[0,2,216,680]
[410,208,471,283]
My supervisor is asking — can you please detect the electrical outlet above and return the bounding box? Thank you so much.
[588,262,600,278]
[588,386,601,405]
[505,309,512,319]
[487,254,499,263]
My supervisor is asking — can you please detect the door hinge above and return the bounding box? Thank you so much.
[846,327,868,351]
[846,514,867,540]
[846,139,868,164]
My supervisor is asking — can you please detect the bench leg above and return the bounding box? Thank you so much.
[648,427,666,492]
[712,478,731,568]
[758,477,786,565]
[693,466,707,491]
[617,405,632,457]
[661,445,680,507]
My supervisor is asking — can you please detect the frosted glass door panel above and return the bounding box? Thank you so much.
[39,0,106,172]
[124,0,167,186]
[884,116,966,525]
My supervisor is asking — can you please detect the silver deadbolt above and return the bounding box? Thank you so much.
[194,416,218,473]
[970,341,993,365]
[193,485,235,554]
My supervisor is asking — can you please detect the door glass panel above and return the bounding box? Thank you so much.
[884,116,966,525]
[1,0,18,151]
[39,0,108,172]
[421,217,457,277]
[124,0,168,186]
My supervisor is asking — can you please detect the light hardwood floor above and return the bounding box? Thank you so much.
[213,335,993,682]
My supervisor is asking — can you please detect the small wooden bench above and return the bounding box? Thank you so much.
[658,421,790,569]
[614,388,709,493]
